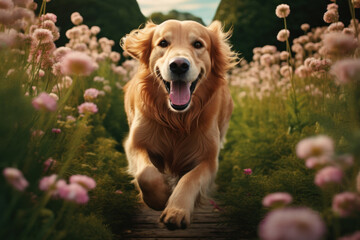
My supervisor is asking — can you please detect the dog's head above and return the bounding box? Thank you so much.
[122,20,237,112]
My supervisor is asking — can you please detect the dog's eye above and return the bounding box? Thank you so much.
[193,41,203,49]
[159,40,169,48]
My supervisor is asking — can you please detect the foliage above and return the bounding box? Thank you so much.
[216,1,360,239]
[0,1,139,239]
[149,10,205,25]
[214,0,351,60]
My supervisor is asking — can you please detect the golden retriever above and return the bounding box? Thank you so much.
[121,19,237,230]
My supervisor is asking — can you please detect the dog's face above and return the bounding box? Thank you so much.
[122,20,236,112]
[150,20,210,111]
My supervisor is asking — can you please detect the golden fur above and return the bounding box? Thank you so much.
[121,20,237,230]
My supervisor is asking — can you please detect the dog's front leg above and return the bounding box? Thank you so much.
[125,142,171,210]
[160,159,217,230]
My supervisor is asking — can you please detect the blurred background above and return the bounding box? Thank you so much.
[44,0,352,60]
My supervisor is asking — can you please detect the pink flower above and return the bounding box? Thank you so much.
[0,0,14,9]
[115,190,123,194]
[354,0,360,8]
[323,10,339,24]
[327,3,338,11]
[78,102,98,114]
[301,23,310,32]
[53,46,72,62]
[277,29,290,42]
[260,54,274,67]
[330,59,360,84]
[275,4,290,18]
[259,207,325,240]
[339,231,360,240]
[90,26,100,35]
[44,158,57,172]
[332,192,360,217]
[39,174,57,191]
[69,175,96,190]
[110,51,121,62]
[3,167,29,191]
[305,156,330,169]
[280,65,292,78]
[244,168,252,175]
[32,28,53,44]
[58,182,89,204]
[280,51,289,60]
[60,51,98,76]
[314,166,343,187]
[51,128,61,134]
[296,135,334,159]
[71,12,83,25]
[32,129,45,137]
[32,92,57,112]
[39,13,57,23]
[323,32,358,56]
[262,192,293,207]
[84,88,99,101]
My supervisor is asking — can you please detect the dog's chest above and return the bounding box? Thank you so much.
[133,121,202,175]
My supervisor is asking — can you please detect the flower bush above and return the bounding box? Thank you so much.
[218,1,360,239]
[0,1,138,239]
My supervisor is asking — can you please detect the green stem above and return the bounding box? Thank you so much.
[20,192,52,239]
[348,0,359,41]
[41,202,69,240]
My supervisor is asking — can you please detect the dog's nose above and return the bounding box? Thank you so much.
[169,58,190,75]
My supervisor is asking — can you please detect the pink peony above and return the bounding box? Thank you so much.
[314,166,343,187]
[69,175,96,190]
[244,168,252,175]
[262,192,293,207]
[332,192,360,217]
[259,207,325,240]
[78,102,98,114]
[296,135,334,159]
[277,29,290,42]
[3,167,29,191]
[39,174,57,191]
[32,92,57,112]
[275,4,290,18]
[58,182,89,204]
[84,88,99,101]
[330,59,360,84]
[60,51,98,76]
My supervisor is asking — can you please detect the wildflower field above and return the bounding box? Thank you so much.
[1,0,360,239]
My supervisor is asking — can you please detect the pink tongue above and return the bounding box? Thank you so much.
[169,81,191,106]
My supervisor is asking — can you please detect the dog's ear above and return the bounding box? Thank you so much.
[207,21,238,78]
[121,21,157,64]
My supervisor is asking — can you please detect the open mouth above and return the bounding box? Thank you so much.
[156,67,203,111]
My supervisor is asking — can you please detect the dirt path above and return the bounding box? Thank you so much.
[122,201,237,240]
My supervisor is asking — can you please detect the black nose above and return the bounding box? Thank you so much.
[169,58,190,75]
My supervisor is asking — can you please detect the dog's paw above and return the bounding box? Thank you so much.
[159,207,190,230]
